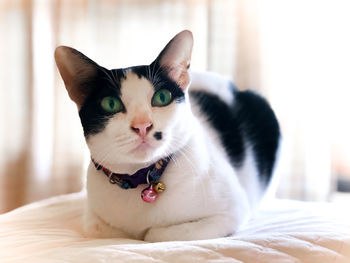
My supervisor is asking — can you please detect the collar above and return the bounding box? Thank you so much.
[91,156,171,190]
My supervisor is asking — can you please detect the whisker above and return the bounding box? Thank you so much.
[152,66,166,87]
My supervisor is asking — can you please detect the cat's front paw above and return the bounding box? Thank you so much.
[144,227,173,242]
[83,220,107,238]
[144,225,199,242]
[83,220,130,239]
[83,209,130,239]
[144,215,241,242]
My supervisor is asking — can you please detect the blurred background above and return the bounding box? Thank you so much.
[1,0,350,213]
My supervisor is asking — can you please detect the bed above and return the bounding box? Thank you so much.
[1,192,349,262]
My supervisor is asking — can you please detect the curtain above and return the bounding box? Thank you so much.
[1,0,349,213]
[259,0,350,200]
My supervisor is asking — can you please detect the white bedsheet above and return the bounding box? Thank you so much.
[0,192,349,263]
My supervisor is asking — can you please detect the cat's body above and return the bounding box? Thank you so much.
[55,31,280,242]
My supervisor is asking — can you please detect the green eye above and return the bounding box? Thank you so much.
[100,96,123,113]
[151,89,173,107]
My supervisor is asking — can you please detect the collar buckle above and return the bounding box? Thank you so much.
[108,172,117,184]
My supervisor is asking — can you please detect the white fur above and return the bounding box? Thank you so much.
[190,71,235,105]
[83,71,262,242]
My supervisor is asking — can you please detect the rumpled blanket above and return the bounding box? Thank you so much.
[0,192,349,262]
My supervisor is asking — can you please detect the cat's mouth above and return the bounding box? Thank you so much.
[131,140,155,154]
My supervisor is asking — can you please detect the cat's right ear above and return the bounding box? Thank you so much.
[55,46,99,108]
[154,30,193,91]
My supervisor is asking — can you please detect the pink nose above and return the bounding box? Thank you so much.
[131,122,153,137]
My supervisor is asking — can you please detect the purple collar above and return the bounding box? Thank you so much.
[91,157,171,190]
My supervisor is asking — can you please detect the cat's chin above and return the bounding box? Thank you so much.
[129,142,158,162]
[131,141,153,152]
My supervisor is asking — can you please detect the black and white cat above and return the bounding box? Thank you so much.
[55,30,280,242]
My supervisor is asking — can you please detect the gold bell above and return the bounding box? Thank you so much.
[153,182,166,193]
[155,161,162,169]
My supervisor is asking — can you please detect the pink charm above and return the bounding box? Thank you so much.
[141,185,158,203]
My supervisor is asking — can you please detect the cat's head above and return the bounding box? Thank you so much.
[55,30,194,167]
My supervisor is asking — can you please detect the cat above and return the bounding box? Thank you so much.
[54,30,280,242]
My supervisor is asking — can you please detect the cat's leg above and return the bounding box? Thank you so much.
[144,215,244,242]
[83,207,129,239]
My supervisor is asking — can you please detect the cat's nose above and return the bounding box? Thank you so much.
[131,122,153,137]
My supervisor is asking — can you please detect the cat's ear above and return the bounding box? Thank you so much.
[155,30,193,90]
[55,46,99,108]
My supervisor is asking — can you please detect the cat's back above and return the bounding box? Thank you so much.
[189,71,280,188]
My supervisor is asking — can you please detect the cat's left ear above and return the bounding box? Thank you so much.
[155,30,193,90]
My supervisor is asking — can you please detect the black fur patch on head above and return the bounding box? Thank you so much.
[190,89,280,185]
[79,68,126,137]
[131,64,185,103]
[153,131,162,140]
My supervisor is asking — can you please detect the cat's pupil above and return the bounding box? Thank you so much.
[160,93,165,102]
[109,100,115,109]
